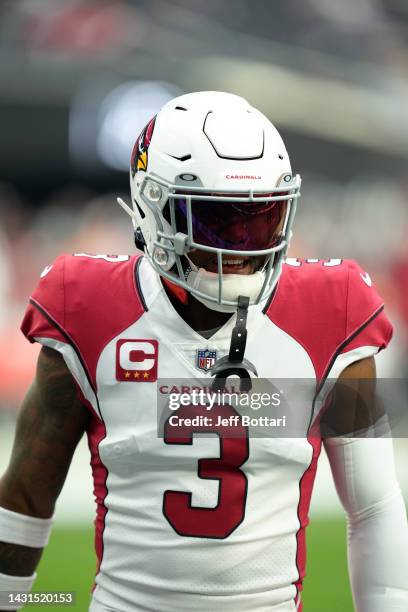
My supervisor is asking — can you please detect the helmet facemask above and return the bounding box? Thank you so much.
[134,173,300,312]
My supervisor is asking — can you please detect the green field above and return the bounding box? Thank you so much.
[29,518,354,611]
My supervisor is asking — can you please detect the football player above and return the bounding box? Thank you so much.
[0,92,407,611]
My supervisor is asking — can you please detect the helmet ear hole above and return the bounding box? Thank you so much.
[162,201,171,225]
[134,227,146,251]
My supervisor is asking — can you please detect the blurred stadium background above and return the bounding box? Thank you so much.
[0,1,408,610]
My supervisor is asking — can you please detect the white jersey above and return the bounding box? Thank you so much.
[22,254,392,612]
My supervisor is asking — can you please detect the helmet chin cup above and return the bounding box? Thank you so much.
[185,267,270,313]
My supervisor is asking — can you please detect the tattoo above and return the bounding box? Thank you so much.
[0,541,42,577]
[0,347,89,577]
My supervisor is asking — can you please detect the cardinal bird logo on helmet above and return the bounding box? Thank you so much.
[131,116,157,177]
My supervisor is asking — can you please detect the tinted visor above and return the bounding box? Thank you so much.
[173,196,288,251]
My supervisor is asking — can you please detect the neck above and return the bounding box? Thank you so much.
[162,281,233,339]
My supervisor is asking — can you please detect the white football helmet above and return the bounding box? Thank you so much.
[122,91,301,312]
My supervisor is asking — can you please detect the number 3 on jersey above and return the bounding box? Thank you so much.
[163,404,249,539]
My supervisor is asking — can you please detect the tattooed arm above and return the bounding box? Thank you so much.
[0,346,89,585]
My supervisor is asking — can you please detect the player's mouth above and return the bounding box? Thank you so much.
[205,257,252,275]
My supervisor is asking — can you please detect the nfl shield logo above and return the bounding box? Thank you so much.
[196,349,217,372]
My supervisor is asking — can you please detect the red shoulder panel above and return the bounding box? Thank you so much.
[21,255,67,344]
[340,260,392,355]
[266,259,392,380]
[21,253,146,389]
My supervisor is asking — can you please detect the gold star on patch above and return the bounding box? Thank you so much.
[133,372,140,379]
[143,372,149,379]
[125,371,130,378]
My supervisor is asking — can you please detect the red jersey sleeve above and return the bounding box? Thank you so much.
[342,260,393,355]
[21,255,68,344]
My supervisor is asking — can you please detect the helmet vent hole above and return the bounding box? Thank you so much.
[278,154,284,160]
[168,154,192,162]
[135,202,145,219]
[175,106,188,111]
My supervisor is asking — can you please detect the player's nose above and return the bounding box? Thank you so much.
[225,221,247,246]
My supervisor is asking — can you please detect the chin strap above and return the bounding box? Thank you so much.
[210,296,258,392]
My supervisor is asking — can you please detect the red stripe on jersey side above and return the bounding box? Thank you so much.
[294,591,303,612]
[87,415,108,585]
[293,434,322,601]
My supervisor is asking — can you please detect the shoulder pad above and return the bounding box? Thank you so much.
[267,258,392,380]
[21,253,146,387]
